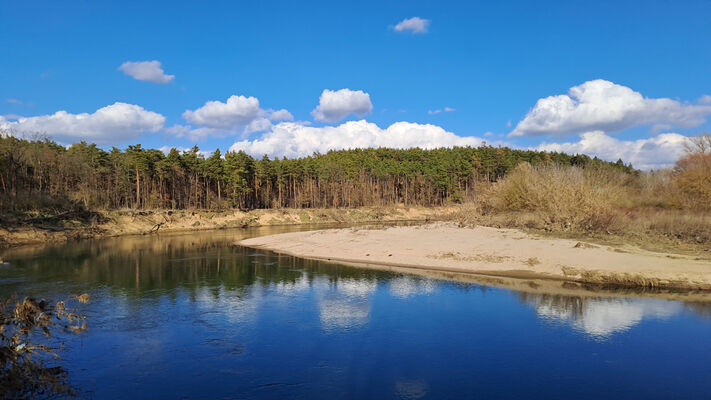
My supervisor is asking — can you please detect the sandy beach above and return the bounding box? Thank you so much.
[239,222,711,290]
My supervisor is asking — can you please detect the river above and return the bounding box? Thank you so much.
[1,226,710,399]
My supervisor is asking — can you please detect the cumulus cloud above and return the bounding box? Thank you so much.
[535,131,689,170]
[511,79,711,137]
[229,120,483,158]
[311,89,373,123]
[268,108,294,121]
[0,102,165,144]
[183,95,262,129]
[699,94,711,105]
[119,60,175,84]
[177,95,293,139]
[393,17,430,34]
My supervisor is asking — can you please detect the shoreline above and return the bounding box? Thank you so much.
[238,223,711,292]
[0,206,451,249]
[321,259,711,303]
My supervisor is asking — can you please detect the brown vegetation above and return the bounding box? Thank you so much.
[453,134,711,254]
[0,295,89,398]
[674,134,711,209]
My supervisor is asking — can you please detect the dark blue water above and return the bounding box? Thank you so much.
[1,226,710,399]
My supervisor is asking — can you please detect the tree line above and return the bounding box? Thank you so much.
[0,133,633,212]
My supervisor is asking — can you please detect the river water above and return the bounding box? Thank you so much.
[1,226,710,399]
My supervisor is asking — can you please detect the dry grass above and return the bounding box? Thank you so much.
[0,294,89,398]
[478,163,629,230]
[453,159,711,255]
[525,257,541,267]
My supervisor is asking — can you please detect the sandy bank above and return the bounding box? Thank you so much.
[0,206,450,248]
[238,223,711,290]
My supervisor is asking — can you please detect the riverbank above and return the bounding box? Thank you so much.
[239,223,711,290]
[0,206,452,248]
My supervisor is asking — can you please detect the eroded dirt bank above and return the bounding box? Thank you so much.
[0,206,451,248]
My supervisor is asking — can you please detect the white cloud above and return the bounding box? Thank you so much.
[164,124,192,138]
[699,94,711,105]
[119,60,175,84]
[0,102,165,144]
[173,99,290,141]
[178,95,292,139]
[511,79,711,137]
[429,107,456,115]
[535,131,689,170]
[7,98,22,105]
[164,124,218,142]
[229,120,483,158]
[267,108,294,121]
[393,17,430,34]
[311,89,373,123]
[244,118,273,134]
[158,145,213,158]
[183,95,262,129]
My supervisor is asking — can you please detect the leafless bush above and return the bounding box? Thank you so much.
[0,294,89,398]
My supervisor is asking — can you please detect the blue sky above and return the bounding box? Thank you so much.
[2,0,710,169]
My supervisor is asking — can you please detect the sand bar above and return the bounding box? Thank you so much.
[238,223,711,290]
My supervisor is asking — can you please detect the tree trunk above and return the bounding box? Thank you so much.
[135,167,140,209]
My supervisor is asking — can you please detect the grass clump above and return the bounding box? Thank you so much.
[480,163,627,231]
[454,134,711,253]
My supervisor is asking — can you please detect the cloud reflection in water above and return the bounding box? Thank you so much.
[528,294,683,338]
[389,276,438,299]
[318,278,378,332]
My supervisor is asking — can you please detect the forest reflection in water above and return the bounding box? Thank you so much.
[1,226,709,340]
